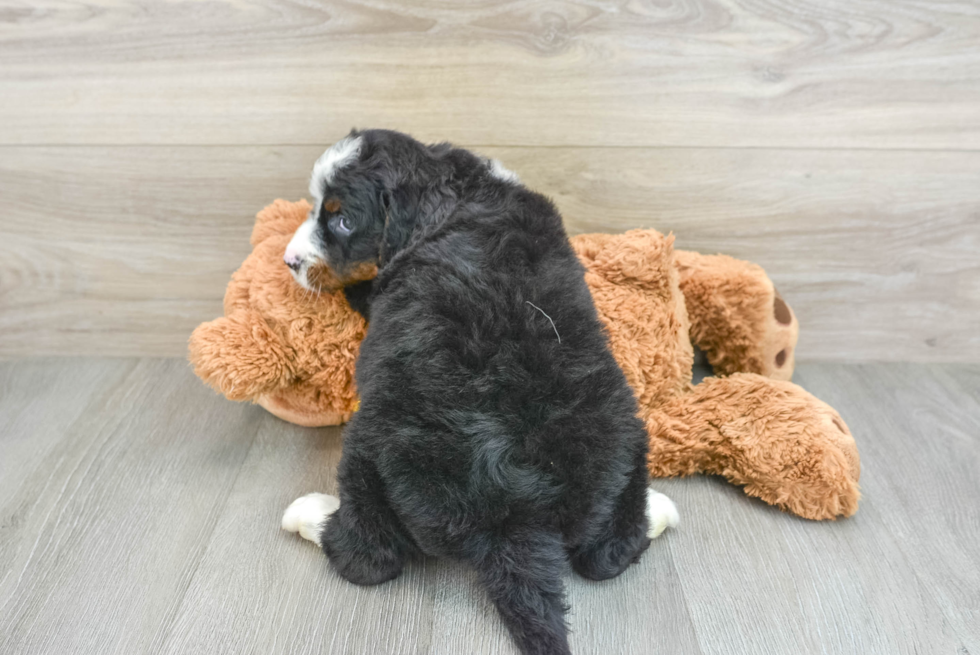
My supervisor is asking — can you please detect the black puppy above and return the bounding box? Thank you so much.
[282,129,678,655]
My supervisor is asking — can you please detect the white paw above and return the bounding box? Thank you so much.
[282,493,339,546]
[646,489,680,539]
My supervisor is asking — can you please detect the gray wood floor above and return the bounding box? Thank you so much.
[1,358,977,654]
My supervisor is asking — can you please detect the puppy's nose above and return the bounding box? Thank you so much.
[284,251,302,272]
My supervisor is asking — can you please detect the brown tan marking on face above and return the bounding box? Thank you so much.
[307,261,379,293]
[323,198,341,214]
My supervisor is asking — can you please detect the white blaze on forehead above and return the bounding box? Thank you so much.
[309,135,363,201]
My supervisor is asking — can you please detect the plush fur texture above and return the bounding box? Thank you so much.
[188,139,861,527]
[569,232,859,520]
[285,129,657,655]
[189,205,860,523]
[189,199,365,426]
[647,374,860,519]
[675,250,798,380]
[189,197,859,523]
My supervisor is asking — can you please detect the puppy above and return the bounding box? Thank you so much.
[281,129,678,655]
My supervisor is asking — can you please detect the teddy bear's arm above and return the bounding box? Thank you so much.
[645,373,860,520]
[673,250,798,380]
[188,315,294,401]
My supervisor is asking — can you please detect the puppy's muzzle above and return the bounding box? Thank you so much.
[284,251,303,273]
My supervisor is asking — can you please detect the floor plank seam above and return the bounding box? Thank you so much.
[3,361,979,653]
[0,360,141,623]
[148,403,265,655]
[665,526,710,655]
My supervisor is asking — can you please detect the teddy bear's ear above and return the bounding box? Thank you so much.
[250,199,313,247]
[572,230,675,290]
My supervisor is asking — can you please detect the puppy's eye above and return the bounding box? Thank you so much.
[332,215,353,235]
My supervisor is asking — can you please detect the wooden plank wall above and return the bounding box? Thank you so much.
[1,0,978,361]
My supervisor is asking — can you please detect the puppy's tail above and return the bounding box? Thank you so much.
[472,528,571,655]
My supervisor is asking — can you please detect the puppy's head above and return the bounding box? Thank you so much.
[284,129,519,292]
[284,131,381,292]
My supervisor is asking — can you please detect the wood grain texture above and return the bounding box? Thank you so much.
[1,0,977,360]
[1,0,979,148]
[0,358,134,508]
[161,395,701,655]
[1,145,977,361]
[159,419,439,655]
[798,364,980,650]
[648,362,980,655]
[0,359,263,655]
[2,359,979,654]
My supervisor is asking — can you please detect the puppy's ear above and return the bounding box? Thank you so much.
[379,186,418,265]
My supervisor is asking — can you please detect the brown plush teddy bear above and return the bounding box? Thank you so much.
[189,200,860,520]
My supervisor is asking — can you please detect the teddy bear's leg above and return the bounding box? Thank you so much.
[572,230,695,409]
[646,373,860,520]
[188,316,294,401]
[569,451,679,581]
[257,384,351,427]
[674,250,798,380]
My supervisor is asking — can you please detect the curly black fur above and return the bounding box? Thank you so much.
[316,129,652,655]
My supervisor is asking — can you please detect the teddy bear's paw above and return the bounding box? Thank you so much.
[646,489,680,539]
[282,493,340,546]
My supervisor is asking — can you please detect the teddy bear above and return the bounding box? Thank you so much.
[189,199,860,520]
